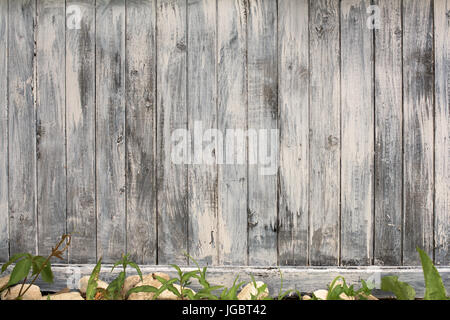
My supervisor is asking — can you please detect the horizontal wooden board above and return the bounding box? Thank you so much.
[23,264,450,298]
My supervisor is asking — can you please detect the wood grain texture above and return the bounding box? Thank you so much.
[187,0,218,265]
[434,0,450,265]
[0,0,8,260]
[36,0,67,258]
[0,0,448,268]
[8,0,37,256]
[402,0,434,265]
[125,0,157,265]
[96,0,126,263]
[217,0,248,266]
[156,0,188,265]
[277,0,309,266]
[373,0,403,266]
[340,0,374,266]
[125,0,157,264]
[309,0,341,266]
[66,0,96,263]
[247,0,278,266]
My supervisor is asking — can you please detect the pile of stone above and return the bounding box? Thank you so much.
[0,273,269,301]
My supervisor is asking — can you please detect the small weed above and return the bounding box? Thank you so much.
[0,234,71,300]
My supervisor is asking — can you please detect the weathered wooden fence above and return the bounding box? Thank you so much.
[0,0,448,269]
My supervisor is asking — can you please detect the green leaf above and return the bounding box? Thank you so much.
[86,258,102,300]
[126,285,159,299]
[381,276,416,300]
[31,256,53,284]
[166,283,182,297]
[128,262,143,281]
[181,270,199,284]
[8,257,32,286]
[182,288,195,300]
[107,271,126,300]
[417,247,448,300]
[1,253,29,273]
[170,264,183,279]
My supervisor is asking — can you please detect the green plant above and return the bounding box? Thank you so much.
[381,276,416,300]
[249,275,272,300]
[381,247,449,300]
[277,269,293,300]
[381,248,449,300]
[163,263,199,300]
[0,234,71,300]
[86,254,161,300]
[218,275,246,300]
[324,276,374,300]
[188,255,223,300]
[417,247,448,300]
[85,258,102,300]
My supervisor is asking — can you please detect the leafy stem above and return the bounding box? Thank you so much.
[17,234,71,299]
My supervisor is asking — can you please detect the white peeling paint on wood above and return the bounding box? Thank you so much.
[187,0,219,266]
[8,0,37,256]
[247,0,278,266]
[340,0,374,266]
[373,0,403,266]
[217,0,248,266]
[125,0,157,265]
[309,0,341,266]
[96,0,126,263]
[402,0,435,265]
[36,0,67,259]
[277,0,309,266]
[0,0,447,268]
[156,0,189,265]
[434,0,450,265]
[0,0,8,260]
[66,0,97,264]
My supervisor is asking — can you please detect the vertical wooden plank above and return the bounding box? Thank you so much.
[374,0,403,266]
[36,0,67,257]
[434,0,450,265]
[277,0,309,266]
[217,0,248,266]
[0,0,8,260]
[8,0,37,255]
[340,0,374,266]
[126,0,157,264]
[402,0,434,265]
[157,0,188,265]
[309,0,340,266]
[96,0,126,263]
[247,0,278,266]
[66,0,96,263]
[187,0,218,265]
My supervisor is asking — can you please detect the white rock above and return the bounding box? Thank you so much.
[156,284,196,300]
[127,272,171,300]
[42,292,84,300]
[0,275,10,290]
[78,276,108,294]
[1,284,42,300]
[339,293,356,300]
[312,289,328,300]
[329,279,355,300]
[302,295,312,300]
[237,281,269,300]
[121,275,142,297]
